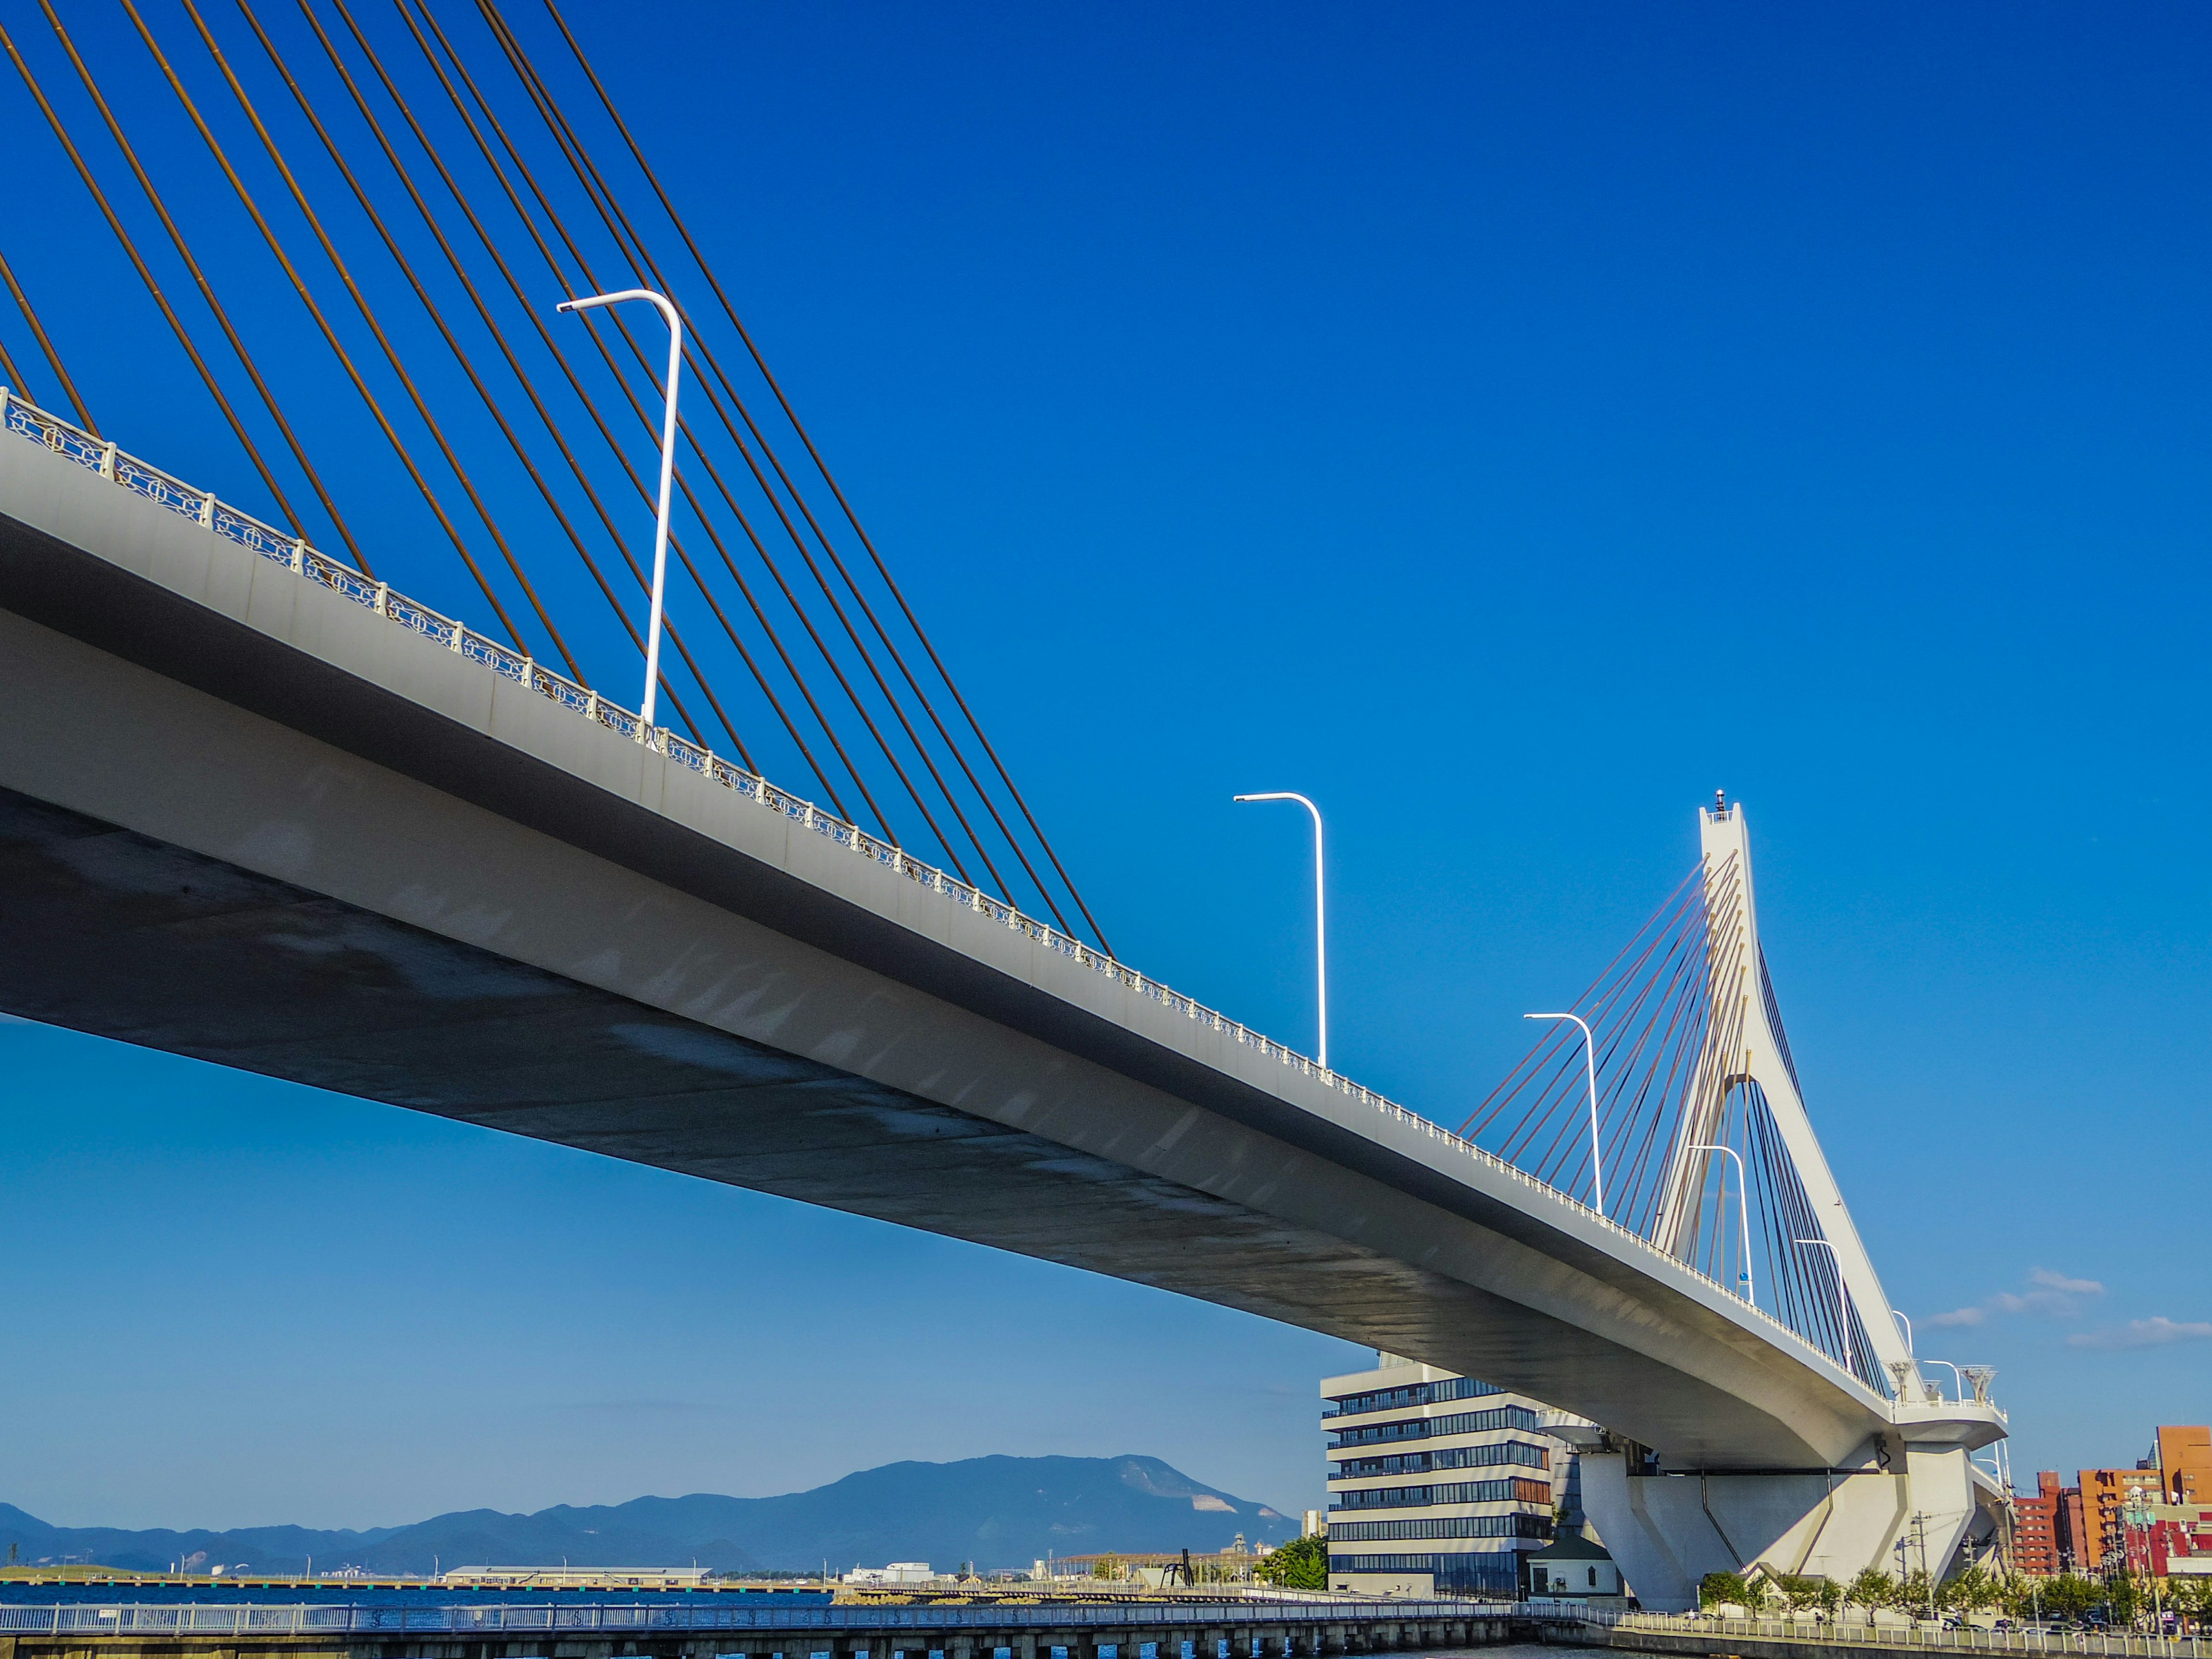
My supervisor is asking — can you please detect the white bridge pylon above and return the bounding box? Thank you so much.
[1568,802,2009,1611]
[1653,802,1917,1397]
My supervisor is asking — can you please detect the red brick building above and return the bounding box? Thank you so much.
[2012,1472,2062,1576]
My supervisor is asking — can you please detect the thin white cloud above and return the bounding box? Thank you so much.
[1933,1267,2104,1327]
[2026,1283,2097,1309]
[2066,1317,2212,1352]
[1926,1306,1986,1329]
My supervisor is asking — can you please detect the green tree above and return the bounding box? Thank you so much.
[1846,1567,1896,1624]
[1255,1535,1326,1592]
[1943,1566,1997,1617]
[2043,1573,2099,1622]
[1091,1555,1119,1582]
[1772,1574,1824,1616]
[1899,1569,1937,1621]
[1699,1571,1751,1614]
[2105,1573,2143,1627]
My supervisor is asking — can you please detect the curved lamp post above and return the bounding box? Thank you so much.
[557,287,681,732]
[1526,1012,1603,1219]
[1234,791,1326,1069]
[1687,1142,1753,1302]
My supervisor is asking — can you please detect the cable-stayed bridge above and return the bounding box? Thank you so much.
[0,0,2005,1613]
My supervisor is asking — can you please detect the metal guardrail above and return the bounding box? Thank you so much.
[1614,1613,2206,1658]
[0,1600,1582,1637]
[0,383,1898,1393]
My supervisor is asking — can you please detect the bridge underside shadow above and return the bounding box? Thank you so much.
[0,781,1465,1329]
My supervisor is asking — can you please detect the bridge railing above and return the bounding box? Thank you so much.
[0,384,1878,1392]
[0,1600,1581,1637]
[1616,1612,2205,1658]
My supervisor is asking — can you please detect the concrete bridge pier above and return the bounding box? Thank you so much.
[1582,1441,1994,1611]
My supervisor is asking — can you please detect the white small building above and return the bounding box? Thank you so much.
[1526,1533,1627,1603]
[843,1563,934,1586]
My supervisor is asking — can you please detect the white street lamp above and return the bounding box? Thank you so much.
[1792,1236,1854,1378]
[1526,1012,1603,1219]
[1234,791,1327,1069]
[1686,1142,1753,1302]
[557,287,682,733]
[1920,1357,1965,1403]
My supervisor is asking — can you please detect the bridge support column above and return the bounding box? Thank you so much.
[1582,1442,1984,1612]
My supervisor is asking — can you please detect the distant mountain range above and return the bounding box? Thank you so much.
[1,1455,1294,1576]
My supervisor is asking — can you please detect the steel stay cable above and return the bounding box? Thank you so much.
[536,0,1118,956]
[396,0,896,838]
[533,1,1092,941]
[329,0,827,796]
[12,4,345,561]
[233,0,725,755]
[1456,862,1705,1139]
[118,0,537,660]
[1551,918,1698,1214]
[1616,942,1713,1240]
[312,0,794,772]
[420,0,948,861]
[384,0,868,823]
[0,243,96,432]
[1589,911,1708,1211]
[168,0,587,683]
[0,328,32,403]
[1492,882,1700,1169]
[476,0,1029,908]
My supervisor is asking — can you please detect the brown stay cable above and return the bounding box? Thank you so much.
[351,0,846,811]
[537,0,1115,954]
[296,0,771,764]
[417,0,970,870]
[17,3,347,562]
[235,0,731,755]
[411,0,926,853]
[320,5,833,800]
[165,0,586,683]
[358,0,849,814]
[0,323,32,404]
[395,0,887,832]
[479,0,1039,910]
[0,243,96,432]
[116,0,536,661]
[475,1,1013,900]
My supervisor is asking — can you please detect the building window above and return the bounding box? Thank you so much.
[1331,1441,1549,1478]
[1328,1405,1540,1448]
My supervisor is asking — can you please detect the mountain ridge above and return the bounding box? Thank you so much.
[2,1455,1294,1575]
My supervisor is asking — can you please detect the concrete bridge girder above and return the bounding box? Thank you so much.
[0,424,2002,1486]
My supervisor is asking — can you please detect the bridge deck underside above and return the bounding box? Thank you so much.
[0,779,1521,1365]
[0,437,1922,1471]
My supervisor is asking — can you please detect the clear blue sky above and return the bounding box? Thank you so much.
[4,0,2209,1531]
